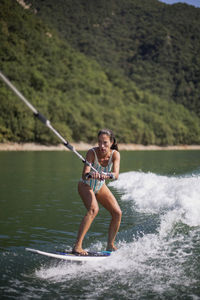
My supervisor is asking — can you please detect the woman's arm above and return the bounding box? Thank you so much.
[82,150,103,180]
[102,151,120,180]
[110,150,120,180]
[81,149,94,180]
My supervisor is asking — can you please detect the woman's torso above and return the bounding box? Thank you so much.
[81,148,115,194]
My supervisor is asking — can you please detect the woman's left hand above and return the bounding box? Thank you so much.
[99,173,112,180]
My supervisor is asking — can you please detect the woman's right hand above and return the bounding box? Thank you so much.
[92,172,104,181]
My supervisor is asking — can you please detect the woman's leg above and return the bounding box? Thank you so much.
[96,184,122,251]
[73,182,99,255]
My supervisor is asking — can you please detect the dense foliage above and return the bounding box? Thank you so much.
[31,0,200,114]
[0,0,200,145]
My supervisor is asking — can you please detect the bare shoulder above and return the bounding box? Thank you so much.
[86,148,95,162]
[112,150,120,161]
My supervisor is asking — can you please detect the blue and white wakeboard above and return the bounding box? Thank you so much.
[26,248,111,262]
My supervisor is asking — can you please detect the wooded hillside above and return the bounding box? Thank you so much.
[0,0,200,145]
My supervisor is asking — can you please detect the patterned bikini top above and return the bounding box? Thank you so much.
[85,148,115,194]
[91,148,114,174]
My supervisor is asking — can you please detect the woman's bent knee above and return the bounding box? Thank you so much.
[113,208,122,220]
[88,206,99,218]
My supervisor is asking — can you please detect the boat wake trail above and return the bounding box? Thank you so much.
[110,171,200,227]
[35,171,200,299]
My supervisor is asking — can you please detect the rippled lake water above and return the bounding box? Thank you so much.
[1,150,200,299]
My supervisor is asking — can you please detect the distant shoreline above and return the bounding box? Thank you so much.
[1,142,200,151]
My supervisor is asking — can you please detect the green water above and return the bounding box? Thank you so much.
[1,150,200,299]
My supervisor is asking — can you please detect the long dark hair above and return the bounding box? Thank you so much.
[98,129,119,151]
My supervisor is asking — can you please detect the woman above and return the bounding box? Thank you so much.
[73,129,122,255]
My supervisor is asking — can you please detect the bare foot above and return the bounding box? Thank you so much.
[106,244,118,252]
[72,247,88,256]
